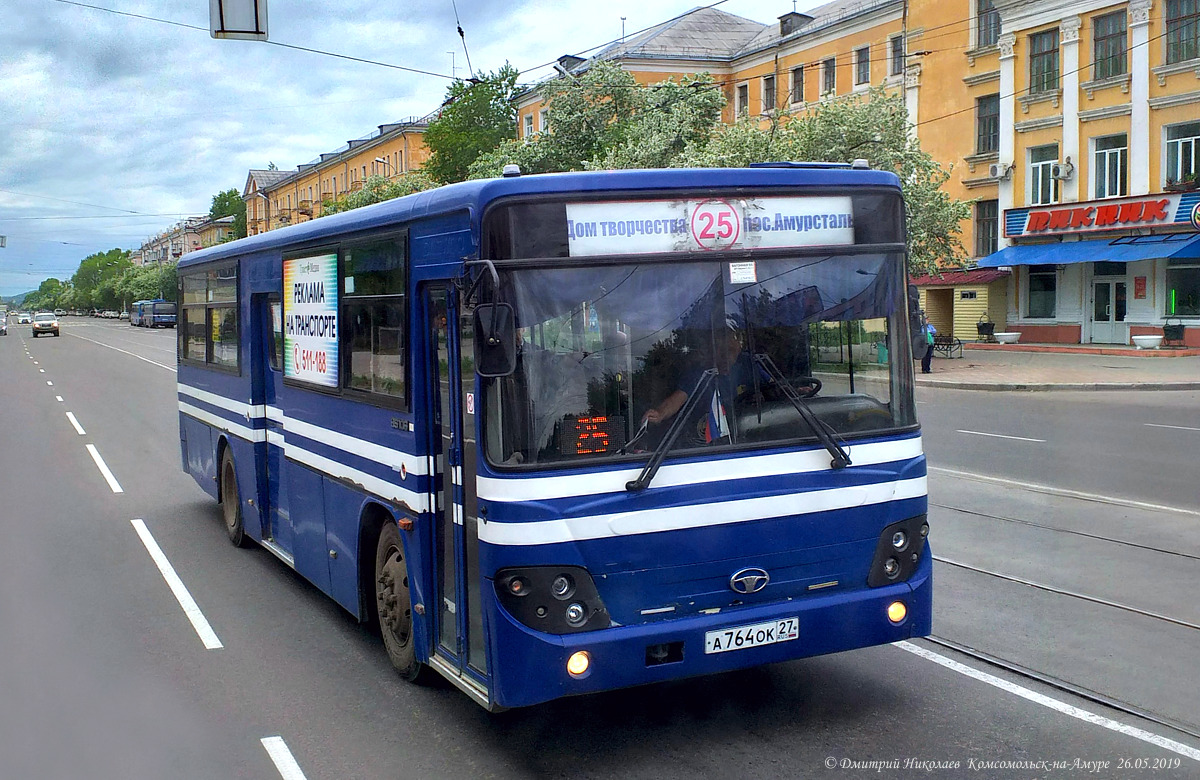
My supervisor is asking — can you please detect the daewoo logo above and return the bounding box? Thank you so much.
[729,567,770,594]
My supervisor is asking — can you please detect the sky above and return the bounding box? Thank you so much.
[0,0,793,298]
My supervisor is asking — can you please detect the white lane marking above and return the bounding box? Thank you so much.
[955,429,1046,443]
[130,519,223,650]
[897,641,1200,762]
[260,737,308,780]
[1145,423,1200,433]
[929,466,1200,518]
[66,412,86,435]
[34,361,39,365]
[85,444,123,493]
[39,369,45,373]
[46,380,53,386]
[55,396,63,402]
[65,331,176,372]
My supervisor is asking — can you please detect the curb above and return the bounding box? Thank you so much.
[916,380,1200,392]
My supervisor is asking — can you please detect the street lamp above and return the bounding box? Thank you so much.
[374,156,392,178]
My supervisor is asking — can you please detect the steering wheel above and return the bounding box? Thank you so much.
[795,376,821,398]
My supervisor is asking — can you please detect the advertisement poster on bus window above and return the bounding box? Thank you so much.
[283,253,339,387]
[564,196,855,257]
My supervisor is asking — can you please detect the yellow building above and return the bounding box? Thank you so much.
[517,0,1200,347]
[243,117,431,235]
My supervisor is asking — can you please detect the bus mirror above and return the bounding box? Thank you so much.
[473,303,517,377]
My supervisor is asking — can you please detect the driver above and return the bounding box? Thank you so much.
[642,324,765,443]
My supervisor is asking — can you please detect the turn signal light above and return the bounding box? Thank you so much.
[887,601,907,624]
[567,650,591,677]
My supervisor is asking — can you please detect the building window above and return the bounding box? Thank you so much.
[977,0,1000,47]
[1029,144,1060,206]
[1165,121,1200,183]
[1167,258,1200,316]
[790,66,805,103]
[975,200,998,258]
[1028,29,1059,93]
[736,83,749,116]
[539,109,549,132]
[960,290,979,300]
[1092,11,1127,80]
[523,114,533,138]
[854,46,870,85]
[1027,264,1057,318]
[889,36,905,75]
[342,236,408,403]
[1093,134,1128,199]
[1166,0,1200,64]
[822,58,836,94]
[762,74,776,112]
[976,94,1000,153]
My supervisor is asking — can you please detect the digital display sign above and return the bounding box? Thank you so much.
[560,415,627,456]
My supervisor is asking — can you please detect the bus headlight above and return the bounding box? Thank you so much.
[494,565,611,634]
[868,515,928,587]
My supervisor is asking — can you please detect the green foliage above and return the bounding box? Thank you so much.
[70,248,131,309]
[469,68,966,274]
[23,278,67,311]
[679,88,968,275]
[423,64,521,184]
[210,187,247,239]
[320,172,437,215]
[117,262,177,304]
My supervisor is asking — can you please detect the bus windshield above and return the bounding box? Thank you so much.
[484,251,914,467]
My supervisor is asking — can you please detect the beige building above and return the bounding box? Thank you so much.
[243,116,431,235]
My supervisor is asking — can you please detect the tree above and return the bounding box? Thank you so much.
[70,248,131,310]
[470,66,967,274]
[210,187,247,239]
[681,88,969,275]
[422,64,521,184]
[320,172,436,216]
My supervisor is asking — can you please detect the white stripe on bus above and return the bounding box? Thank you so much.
[281,442,430,513]
[478,476,927,546]
[477,437,923,503]
[178,402,266,443]
[177,384,427,476]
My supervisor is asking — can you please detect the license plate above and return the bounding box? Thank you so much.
[704,617,799,654]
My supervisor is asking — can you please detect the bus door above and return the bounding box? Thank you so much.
[255,292,295,556]
[426,286,488,683]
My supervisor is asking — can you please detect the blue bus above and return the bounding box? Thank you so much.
[130,300,150,326]
[132,298,177,327]
[177,165,930,710]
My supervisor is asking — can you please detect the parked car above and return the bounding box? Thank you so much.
[32,312,59,337]
[1,318,7,336]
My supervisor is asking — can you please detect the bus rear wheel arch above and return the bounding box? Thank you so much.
[219,447,248,548]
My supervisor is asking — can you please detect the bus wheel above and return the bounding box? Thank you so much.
[375,522,427,681]
[220,449,247,547]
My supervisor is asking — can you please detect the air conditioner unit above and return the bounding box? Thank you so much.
[988,162,1012,180]
[1051,160,1074,180]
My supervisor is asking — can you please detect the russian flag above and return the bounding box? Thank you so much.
[704,387,729,443]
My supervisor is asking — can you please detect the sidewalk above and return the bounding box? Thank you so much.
[916,344,1200,391]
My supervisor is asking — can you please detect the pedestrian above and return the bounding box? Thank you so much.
[920,312,936,374]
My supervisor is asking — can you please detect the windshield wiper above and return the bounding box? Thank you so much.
[626,369,716,491]
[753,353,851,469]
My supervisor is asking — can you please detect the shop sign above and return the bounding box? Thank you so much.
[1004,192,1200,238]
[1134,276,1147,299]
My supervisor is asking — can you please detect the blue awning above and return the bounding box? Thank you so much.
[978,232,1200,267]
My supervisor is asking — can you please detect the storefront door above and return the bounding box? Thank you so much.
[1091,280,1127,344]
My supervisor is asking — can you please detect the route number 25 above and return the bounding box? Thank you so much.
[690,200,741,250]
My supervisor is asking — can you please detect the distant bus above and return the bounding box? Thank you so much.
[131,299,176,328]
[176,165,930,710]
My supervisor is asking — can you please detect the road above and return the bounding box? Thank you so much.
[1,319,1197,779]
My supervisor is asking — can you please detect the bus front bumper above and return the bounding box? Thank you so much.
[487,552,932,709]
